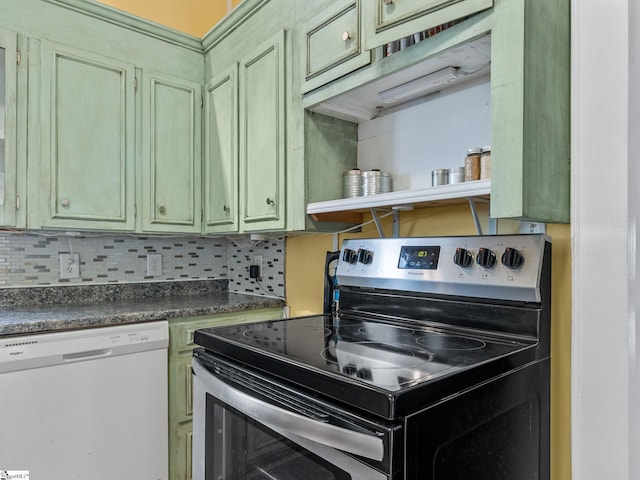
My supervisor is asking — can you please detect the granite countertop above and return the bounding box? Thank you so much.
[0,280,285,337]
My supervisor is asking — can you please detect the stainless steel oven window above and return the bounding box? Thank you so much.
[192,358,388,480]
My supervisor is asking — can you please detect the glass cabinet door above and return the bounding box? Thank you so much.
[0,28,18,226]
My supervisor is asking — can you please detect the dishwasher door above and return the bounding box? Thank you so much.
[0,321,169,480]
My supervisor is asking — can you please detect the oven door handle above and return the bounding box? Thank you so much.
[192,359,385,462]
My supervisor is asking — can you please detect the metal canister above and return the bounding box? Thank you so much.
[362,169,391,196]
[480,145,491,179]
[448,166,465,184]
[464,148,482,181]
[342,169,362,198]
[432,169,449,186]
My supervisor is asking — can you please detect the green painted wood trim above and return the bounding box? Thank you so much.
[15,33,28,228]
[201,0,270,53]
[490,0,570,223]
[41,0,203,53]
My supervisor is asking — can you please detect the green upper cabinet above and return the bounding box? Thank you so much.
[141,70,202,233]
[489,0,570,222]
[362,0,493,50]
[204,64,239,234]
[37,41,136,231]
[239,29,286,232]
[0,27,22,228]
[302,0,569,225]
[300,0,370,94]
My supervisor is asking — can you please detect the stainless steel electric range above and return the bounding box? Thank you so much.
[192,234,551,480]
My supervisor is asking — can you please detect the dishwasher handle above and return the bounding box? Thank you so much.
[63,348,113,362]
[192,358,385,461]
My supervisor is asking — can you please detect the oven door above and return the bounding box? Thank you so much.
[192,353,398,480]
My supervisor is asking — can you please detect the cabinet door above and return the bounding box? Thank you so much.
[39,41,135,230]
[0,28,18,226]
[301,0,370,94]
[141,71,202,233]
[363,0,493,50]
[204,64,238,233]
[239,30,286,231]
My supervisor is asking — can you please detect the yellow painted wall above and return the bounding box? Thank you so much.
[98,0,242,37]
[286,206,571,480]
[88,2,570,478]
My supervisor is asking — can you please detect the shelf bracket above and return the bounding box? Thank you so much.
[370,208,386,238]
[468,198,482,235]
[467,197,496,235]
[392,210,400,238]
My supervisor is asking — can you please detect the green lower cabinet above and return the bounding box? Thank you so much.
[37,40,136,231]
[141,70,202,233]
[168,307,284,480]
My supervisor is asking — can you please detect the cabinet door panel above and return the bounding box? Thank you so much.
[40,42,135,230]
[364,0,493,50]
[301,0,370,94]
[0,28,18,226]
[239,30,286,231]
[204,64,238,233]
[142,71,202,233]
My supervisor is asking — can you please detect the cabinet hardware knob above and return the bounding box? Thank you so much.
[158,205,166,215]
[60,198,70,207]
[384,0,393,5]
[342,31,351,42]
[266,198,275,206]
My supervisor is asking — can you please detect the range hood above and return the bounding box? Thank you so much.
[305,33,491,124]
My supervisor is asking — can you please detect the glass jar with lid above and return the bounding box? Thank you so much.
[464,148,481,181]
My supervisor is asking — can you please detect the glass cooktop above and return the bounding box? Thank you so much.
[194,314,533,393]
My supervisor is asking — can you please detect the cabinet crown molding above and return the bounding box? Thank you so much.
[42,0,204,52]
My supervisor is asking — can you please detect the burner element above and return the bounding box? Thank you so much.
[320,341,445,390]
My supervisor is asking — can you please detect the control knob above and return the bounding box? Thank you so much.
[357,249,373,264]
[502,247,525,270]
[453,248,473,268]
[476,248,497,268]
[342,248,358,264]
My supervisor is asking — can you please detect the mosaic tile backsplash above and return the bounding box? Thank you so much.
[0,232,285,299]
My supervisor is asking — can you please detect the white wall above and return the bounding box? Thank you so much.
[572,1,637,478]
[357,75,491,191]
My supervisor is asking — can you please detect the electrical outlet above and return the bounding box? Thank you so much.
[59,254,80,279]
[147,254,162,277]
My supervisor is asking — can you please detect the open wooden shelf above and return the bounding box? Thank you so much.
[307,179,490,223]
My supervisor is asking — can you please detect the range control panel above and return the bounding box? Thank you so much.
[336,234,549,303]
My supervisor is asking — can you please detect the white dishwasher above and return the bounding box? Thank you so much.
[0,321,169,480]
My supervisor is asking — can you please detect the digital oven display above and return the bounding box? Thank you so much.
[398,246,441,270]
